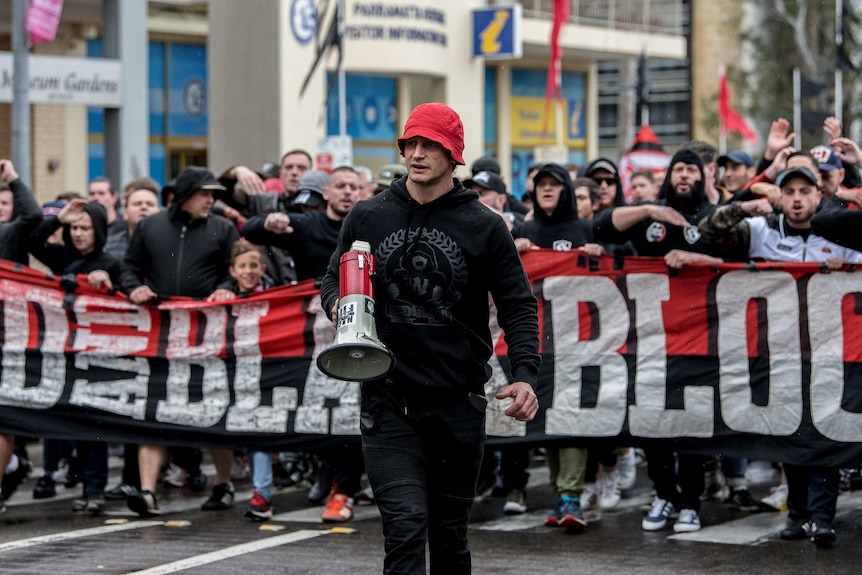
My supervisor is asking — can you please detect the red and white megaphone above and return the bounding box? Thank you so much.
[317,240,394,382]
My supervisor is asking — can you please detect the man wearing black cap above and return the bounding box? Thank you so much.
[320,102,540,575]
[293,170,329,214]
[718,150,755,195]
[124,166,240,518]
[464,170,522,233]
[582,157,627,212]
[594,148,724,534]
[700,166,862,548]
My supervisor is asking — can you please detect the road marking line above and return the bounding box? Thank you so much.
[0,521,164,553]
[124,529,330,574]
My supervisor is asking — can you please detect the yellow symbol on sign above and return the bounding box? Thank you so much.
[569,101,583,138]
[480,10,510,55]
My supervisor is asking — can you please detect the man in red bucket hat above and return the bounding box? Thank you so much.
[321,103,540,574]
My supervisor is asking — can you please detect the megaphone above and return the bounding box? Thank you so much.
[317,240,394,382]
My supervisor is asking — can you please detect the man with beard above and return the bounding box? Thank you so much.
[593,148,723,534]
[699,166,862,548]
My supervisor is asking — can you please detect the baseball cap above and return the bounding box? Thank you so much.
[776,166,818,187]
[297,170,329,195]
[585,159,618,176]
[294,189,324,208]
[534,163,573,188]
[42,200,65,218]
[810,145,843,171]
[376,164,407,187]
[464,170,506,195]
[717,150,754,168]
[172,166,226,205]
[397,103,465,165]
[471,156,501,176]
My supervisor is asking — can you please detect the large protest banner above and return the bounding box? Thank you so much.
[1,253,862,466]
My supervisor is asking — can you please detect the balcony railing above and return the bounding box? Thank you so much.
[491,0,685,36]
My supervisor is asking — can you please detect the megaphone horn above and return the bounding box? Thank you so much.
[317,241,394,382]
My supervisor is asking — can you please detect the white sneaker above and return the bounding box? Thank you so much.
[673,508,701,533]
[503,489,527,515]
[617,449,637,491]
[161,463,187,488]
[580,482,600,511]
[599,470,622,510]
[760,484,788,512]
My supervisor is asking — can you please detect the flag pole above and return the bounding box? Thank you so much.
[836,0,844,125]
[718,65,726,155]
[793,67,802,149]
[337,0,346,136]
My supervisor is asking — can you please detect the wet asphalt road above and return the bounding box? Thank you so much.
[2,449,862,575]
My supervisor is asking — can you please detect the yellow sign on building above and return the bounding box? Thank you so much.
[510,96,585,148]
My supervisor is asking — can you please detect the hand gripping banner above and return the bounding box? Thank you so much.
[2,253,862,466]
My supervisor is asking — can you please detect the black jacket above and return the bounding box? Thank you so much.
[125,205,238,298]
[28,203,137,294]
[1,178,42,264]
[320,176,540,392]
[242,211,342,282]
[517,164,594,250]
[593,149,721,257]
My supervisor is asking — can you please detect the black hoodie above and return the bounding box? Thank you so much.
[320,176,540,392]
[517,163,593,250]
[593,148,721,257]
[28,202,138,293]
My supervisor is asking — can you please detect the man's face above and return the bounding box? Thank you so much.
[69,212,96,255]
[780,177,821,227]
[88,181,116,212]
[629,175,657,203]
[669,162,702,197]
[534,175,564,215]
[403,136,452,187]
[574,186,597,220]
[819,167,845,196]
[0,190,13,222]
[721,161,754,193]
[230,250,266,293]
[324,171,360,219]
[181,189,215,220]
[357,172,376,201]
[590,169,617,209]
[280,153,312,195]
[472,185,506,211]
[124,190,160,229]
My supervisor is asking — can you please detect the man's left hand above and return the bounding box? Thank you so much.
[496,381,538,422]
[207,288,236,302]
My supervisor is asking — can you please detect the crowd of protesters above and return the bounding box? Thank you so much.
[1,110,862,558]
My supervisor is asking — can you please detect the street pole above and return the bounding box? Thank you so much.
[12,0,32,183]
[337,0,346,137]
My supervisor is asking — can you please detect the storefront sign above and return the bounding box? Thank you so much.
[0,52,121,107]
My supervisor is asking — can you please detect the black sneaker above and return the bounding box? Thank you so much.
[810,521,836,548]
[187,470,208,493]
[1,457,31,501]
[780,518,812,540]
[33,475,57,499]
[201,483,234,511]
[727,488,760,512]
[105,483,137,501]
[127,490,161,517]
[86,497,106,516]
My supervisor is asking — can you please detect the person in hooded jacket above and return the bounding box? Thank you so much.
[123,166,239,519]
[320,103,540,575]
[593,148,724,534]
[28,199,138,515]
[580,157,627,212]
[514,163,601,255]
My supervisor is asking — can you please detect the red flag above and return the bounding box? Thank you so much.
[541,0,570,139]
[719,72,757,141]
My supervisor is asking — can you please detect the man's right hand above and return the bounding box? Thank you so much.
[0,159,19,184]
[764,146,796,181]
[232,166,267,195]
[764,118,795,161]
[740,199,774,217]
[264,212,293,234]
[57,198,89,224]
[130,285,157,304]
[646,204,690,227]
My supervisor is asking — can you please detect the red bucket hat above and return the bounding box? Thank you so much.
[397,103,465,165]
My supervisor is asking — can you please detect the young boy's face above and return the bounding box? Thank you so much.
[230,250,266,293]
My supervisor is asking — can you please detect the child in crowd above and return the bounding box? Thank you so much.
[229,239,276,520]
